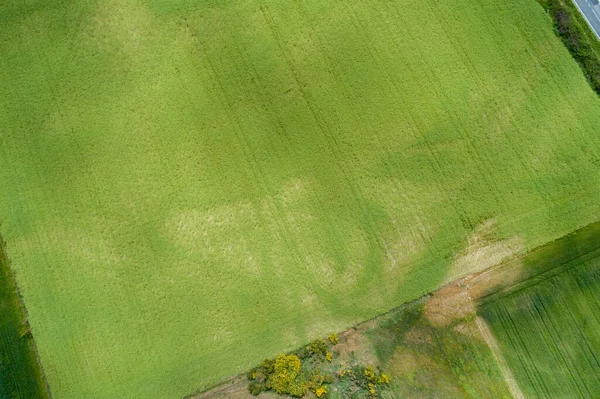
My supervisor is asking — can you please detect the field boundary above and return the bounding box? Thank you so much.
[475,219,600,304]
[192,219,600,397]
[538,0,600,93]
[0,233,51,399]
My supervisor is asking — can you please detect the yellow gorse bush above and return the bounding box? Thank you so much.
[364,366,376,381]
[378,373,391,384]
[270,354,305,397]
[328,333,339,345]
[315,386,327,397]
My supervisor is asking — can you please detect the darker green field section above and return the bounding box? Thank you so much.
[480,222,600,398]
[479,220,600,304]
[0,236,48,399]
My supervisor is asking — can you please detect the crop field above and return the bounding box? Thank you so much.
[2,0,600,397]
[480,252,600,398]
[201,223,600,398]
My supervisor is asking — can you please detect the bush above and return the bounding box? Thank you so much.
[295,346,310,360]
[348,365,391,397]
[328,333,339,345]
[269,354,306,397]
[248,382,266,396]
[247,358,275,384]
[246,334,390,398]
[314,385,327,397]
[308,339,328,358]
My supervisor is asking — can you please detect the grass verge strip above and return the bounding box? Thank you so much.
[539,0,600,93]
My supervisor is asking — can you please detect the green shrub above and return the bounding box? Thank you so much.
[295,346,310,359]
[247,357,276,385]
[248,382,266,396]
[308,339,328,358]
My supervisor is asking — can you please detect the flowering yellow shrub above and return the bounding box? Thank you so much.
[339,368,352,377]
[364,366,376,381]
[377,373,391,384]
[368,382,377,395]
[247,335,391,397]
[309,339,328,357]
[315,386,327,397]
[270,354,305,397]
[328,333,339,345]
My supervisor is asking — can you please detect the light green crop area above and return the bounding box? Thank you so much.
[1,0,600,397]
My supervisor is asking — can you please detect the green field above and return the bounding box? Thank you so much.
[218,222,600,399]
[2,0,600,397]
[480,249,600,398]
[319,222,600,399]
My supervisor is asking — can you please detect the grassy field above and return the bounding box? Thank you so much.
[2,0,600,397]
[199,222,600,398]
[376,221,600,399]
[367,299,514,399]
[0,236,48,399]
[374,221,600,399]
[480,249,600,398]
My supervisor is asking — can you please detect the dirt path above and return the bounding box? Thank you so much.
[190,377,257,399]
[475,317,525,399]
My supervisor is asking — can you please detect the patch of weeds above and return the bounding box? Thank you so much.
[367,299,425,363]
[343,365,391,398]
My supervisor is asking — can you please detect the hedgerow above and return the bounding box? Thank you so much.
[540,0,600,94]
[246,335,390,398]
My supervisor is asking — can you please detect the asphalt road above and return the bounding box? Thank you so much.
[573,0,600,39]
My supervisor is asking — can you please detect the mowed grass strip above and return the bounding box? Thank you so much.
[1,0,600,397]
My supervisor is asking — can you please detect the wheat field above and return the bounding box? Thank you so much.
[1,0,600,397]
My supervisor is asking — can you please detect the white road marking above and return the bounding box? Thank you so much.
[572,0,600,40]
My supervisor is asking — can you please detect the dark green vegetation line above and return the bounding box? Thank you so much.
[0,235,49,399]
[538,0,600,94]
[478,219,600,304]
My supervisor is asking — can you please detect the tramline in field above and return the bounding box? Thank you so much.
[1,0,600,397]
